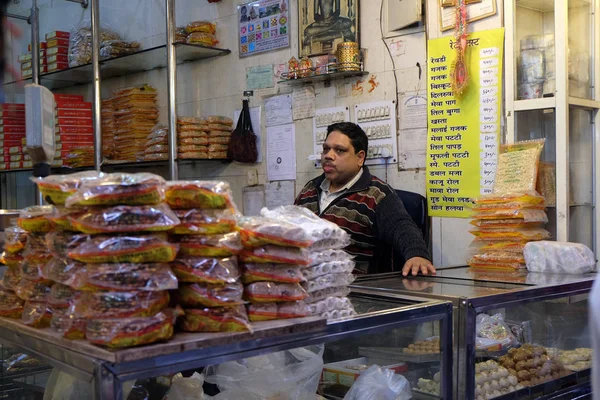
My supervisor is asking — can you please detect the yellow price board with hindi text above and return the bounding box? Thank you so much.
[426,28,504,218]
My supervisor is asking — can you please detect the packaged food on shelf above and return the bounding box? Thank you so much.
[41,257,85,287]
[520,34,554,51]
[244,282,308,303]
[470,218,545,229]
[46,231,90,258]
[3,226,27,254]
[19,259,51,283]
[523,241,596,274]
[17,205,54,233]
[247,301,311,322]
[179,305,251,333]
[179,151,209,160]
[186,32,218,47]
[305,286,350,304]
[66,172,165,207]
[185,21,217,34]
[146,136,168,147]
[518,50,545,83]
[3,353,44,372]
[208,151,228,159]
[85,307,182,348]
[0,288,24,318]
[68,22,121,67]
[71,263,178,292]
[468,252,526,264]
[307,296,355,318]
[472,208,548,222]
[175,27,188,43]
[178,116,207,126]
[0,252,23,270]
[302,260,355,280]
[469,227,551,241]
[68,233,179,264]
[1,267,20,290]
[15,279,53,302]
[174,232,242,257]
[171,257,240,284]
[467,258,525,271]
[240,245,310,265]
[69,204,180,234]
[172,208,237,235]
[100,40,141,60]
[208,136,231,145]
[179,137,209,146]
[144,153,169,161]
[173,282,244,307]
[302,273,355,293]
[74,290,169,318]
[536,162,556,206]
[51,307,86,339]
[165,180,236,210]
[493,140,545,195]
[47,283,80,308]
[23,234,53,264]
[206,116,233,126]
[21,301,52,328]
[497,344,570,387]
[206,123,231,132]
[473,191,546,209]
[241,263,304,284]
[207,130,231,138]
[47,206,87,231]
[178,144,209,153]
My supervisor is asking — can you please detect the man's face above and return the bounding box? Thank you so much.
[321,130,365,187]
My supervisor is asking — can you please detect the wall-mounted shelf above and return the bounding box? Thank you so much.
[4,43,230,92]
[278,70,369,86]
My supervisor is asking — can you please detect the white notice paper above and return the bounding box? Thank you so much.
[266,124,296,181]
[234,106,262,162]
[265,181,296,208]
[399,94,427,130]
[292,86,316,120]
[242,185,266,216]
[399,128,428,169]
[264,94,292,127]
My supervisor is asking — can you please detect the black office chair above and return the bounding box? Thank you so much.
[395,189,430,248]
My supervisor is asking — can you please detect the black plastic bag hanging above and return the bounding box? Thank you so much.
[227,99,258,163]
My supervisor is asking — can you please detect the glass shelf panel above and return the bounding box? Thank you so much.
[568,0,594,100]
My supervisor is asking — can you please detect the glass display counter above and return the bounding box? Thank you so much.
[0,292,452,399]
[351,267,595,400]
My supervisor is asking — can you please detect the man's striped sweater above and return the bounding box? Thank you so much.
[295,166,431,274]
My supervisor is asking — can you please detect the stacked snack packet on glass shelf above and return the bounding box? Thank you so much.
[165,181,251,332]
[144,124,169,162]
[13,206,56,328]
[177,117,210,160]
[467,140,550,270]
[101,97,116,159]
[112,84,159,162]
[185,21,218,47]
[33,172,181,347]
[55,94,94,168]
[206,116,233,159]
[238,206,356,322]
[0,225,28,319]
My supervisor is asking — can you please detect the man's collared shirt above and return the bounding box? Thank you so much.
[319,168,363,212]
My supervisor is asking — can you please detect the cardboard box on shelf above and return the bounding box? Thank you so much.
[0,135,26,142]
[57,125,93,134]
[0,126,26,134]
[46,38,69,48]
[18,50,45,63]
[45,31,70,41]
[23,161,33,169]
[0,118,25,126]
[55,101,92,110]
[0,104,25,111]
[28,42,47,51]
[9,162,22,169]
[46,46,68,56]
[1,140,25,148]
[47,54,68,64]
[3,146,23,155]
[22,66,47,78]
[0,110,26,119]
[54,94,84,102]
[47,61,69,72]
[61,141,94,152]
[57,134,94,143]
[56,117,92,127]
[21,59,47,70]
[3,154,23,163]
[56,109,92,118]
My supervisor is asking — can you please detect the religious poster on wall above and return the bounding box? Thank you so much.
[299,0,359,57]
[426,27,504,218]
[239,0,290,58]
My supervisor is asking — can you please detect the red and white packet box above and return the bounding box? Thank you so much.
[57,109,92,118]
[47,54,69,64]
[55,101,92,110]
[46,38,70,48]
[47,46,68,56]
[1,104,25,111]
[57,125,94,135]
[0,118,25,126]
[0,110,26,119]
[54,94,84,102]
[56,117,92,127]
[45,31,70,40]
[0,126,26,134]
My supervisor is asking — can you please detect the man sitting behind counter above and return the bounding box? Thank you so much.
[295,122,436,276]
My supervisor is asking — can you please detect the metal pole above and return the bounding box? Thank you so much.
[166,0,178,180]
[30,1,39,85]
[5,13,30,22]
[91,0,102,172]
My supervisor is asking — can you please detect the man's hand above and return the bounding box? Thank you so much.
[402,257,436,277]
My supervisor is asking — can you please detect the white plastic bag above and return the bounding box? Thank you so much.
[205,346,323,400]
[342,365,412,400]
[163,372,205,400]
[524,241,596,274]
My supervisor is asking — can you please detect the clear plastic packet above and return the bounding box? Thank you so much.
[206,124,231,132]
[470,227,551,241]
[208,136,230,145]
[247,301,311,322]
[0,252,23,270]
[20,259,52,283]
[23,234,53,265]
[171,257,240,284]
[15,279,53,302]
[186,32,218,47]
[144,144,169,154]
[147,125,169,140]
[145,136,168,147]
[0,288,24,318]
[70,263,178,292]
[306,236,352,252]
[523,241,596,274]
[208,151,228,160]
[469,252,526,264]
[175,232,243,257]
[475,241,528,254]
[172,209,237,235]
[467,258,525,270]
[65,172,166,207]
[47,206,88,231]
[41,257,86,287]
[302,260,356,280]
[476,313,518,347]
[21,301,52,328]
[518,50,545,83]
[185,21,217,34]
[178,144,209,153]
[470,218,546,229]
[302,273,355,293]
[113,83,157,97]
[68,233,179,264]
[17,205,54,233]
[244,282,308,303]
[207,130,232,138]
[3,353,44,372]
[206,116,234,126]
[178,125,209,133]
[144,153,169,162]
[173,282,244,307]
[1,267,20,290]
[48,284,80,308]
[177,116,206,125]
[179,137,209,146]
[165,180,237,210]
[304,286,351,304]
[472,208,548,222]
[473,191,545,209]
[85,307,182,348]
[4,226,28,252]
[493,140,545,195]
[45,231,90,258]
[240,245,310,265]
[100,42,141,60]
[208,144,228,152]
[179,305,251,333]
[51,307,86,339]
[68,21,121,67]
[238,217,315,248]
[307,296,354,315]
[241,263,304,284]
[69,204,180,234]
[74,290,169,318]
[179,151,209,160]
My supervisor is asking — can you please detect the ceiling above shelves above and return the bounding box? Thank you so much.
[4,43,231,93]
[516,0,590,13]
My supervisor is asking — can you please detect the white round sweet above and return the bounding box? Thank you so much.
[490,380,500,391]
[433,372,441,383]
[499,368,509,378]
[475,373,483,386]
[499,377,508,389]
[508,375,518,386]
[480,362,489,372]
[476,364,481,374]
[508,385,516,392]
[480,371,489,383]
[482,382,491,392]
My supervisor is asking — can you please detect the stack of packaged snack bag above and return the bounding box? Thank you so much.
[101,98,116,159]
[0,225,28,319]
[0,103,26,171]
[144,124,169,162]
[20,42,47,79]
[185,21,218,48]
[55,94,94,168]
[14,206,56,328]
[113,84,159,162]
[206,116,233,159]
[468,140,550,270]
[165,181,250,332]
[177,117,209,160]
[46,30,70,72]
[238,206,356,322]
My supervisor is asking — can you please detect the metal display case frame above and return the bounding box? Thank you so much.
[0,293,453,400]
[351,267,595,400]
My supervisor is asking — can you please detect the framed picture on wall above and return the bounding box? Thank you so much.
[299,0,359,58]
